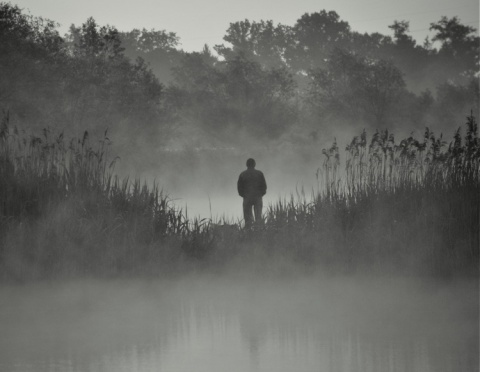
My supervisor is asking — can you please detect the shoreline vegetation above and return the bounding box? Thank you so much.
[0,113,479,281]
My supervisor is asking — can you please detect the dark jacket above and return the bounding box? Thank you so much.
[237,168,267,198]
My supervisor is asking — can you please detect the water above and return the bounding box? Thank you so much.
[1,276,478,372]
[172,193,283,222]
[133,147,323,222]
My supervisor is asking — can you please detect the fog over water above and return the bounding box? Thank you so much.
[0,3,478,371]
[111,120,446,221]
[114,138,333,221]
[1,277,477,372]
[169,168,318,222]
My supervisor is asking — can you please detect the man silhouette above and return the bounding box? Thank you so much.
[237,158,267,228]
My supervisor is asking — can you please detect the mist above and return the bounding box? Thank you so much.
[1,2,479,371]
[113,134,330,220]
[1,276,478,372]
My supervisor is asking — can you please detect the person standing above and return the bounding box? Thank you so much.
[237,158,267,227]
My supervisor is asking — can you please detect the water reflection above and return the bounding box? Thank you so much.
[0,277,477,372]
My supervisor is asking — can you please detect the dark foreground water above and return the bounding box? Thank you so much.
[1,276,478,372]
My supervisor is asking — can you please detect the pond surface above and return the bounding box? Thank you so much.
[1,276,478,372]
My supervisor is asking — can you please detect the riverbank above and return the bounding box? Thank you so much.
[1,115,478,281]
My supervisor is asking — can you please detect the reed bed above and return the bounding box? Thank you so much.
[0,113,220,279]
[0,112,478,280]
[264,113,479,275]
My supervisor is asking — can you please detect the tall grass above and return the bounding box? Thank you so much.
[265,113,479,275]
[0,112,478,280]
[0,113,220,278]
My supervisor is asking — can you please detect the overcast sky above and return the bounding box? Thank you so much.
[11,0,480,52]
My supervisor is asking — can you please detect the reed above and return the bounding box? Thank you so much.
[263,112,479,275]
[0,112,478,279]
[0,113,217,278]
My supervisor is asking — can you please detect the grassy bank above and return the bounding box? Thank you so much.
[0,113,478,280]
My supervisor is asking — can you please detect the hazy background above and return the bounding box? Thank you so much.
[11,0,480,52]
[4,0,479,219]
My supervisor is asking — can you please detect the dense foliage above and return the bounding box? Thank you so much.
[1,3,478,147]
[0,4,169,150]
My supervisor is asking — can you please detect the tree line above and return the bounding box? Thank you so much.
[1,3,478,148]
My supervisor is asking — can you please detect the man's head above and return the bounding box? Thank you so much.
[246,158,256,169]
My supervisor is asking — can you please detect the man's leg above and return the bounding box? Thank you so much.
[243,198,254,228]
[253,197,263,224]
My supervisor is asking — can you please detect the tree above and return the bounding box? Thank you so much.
[0,3,64,124]
[388,20,416,50]
[308,49,406,127]
[221,54,297,137]
[167,51,227,139]
[308,49,365,119]
[168,52,296,140]
[360,59,406,126]
[433,79,480,130]
[0,3,62,52]
[430,16,479,80]
[285,10,352,72]
[57,18,168,143]
[215,19,290,69]
[349,31,393,60]
[120,28,183,82]
[172,50,220,91]
[67,18,124,60]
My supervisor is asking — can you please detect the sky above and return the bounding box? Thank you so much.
[10,0,480,52]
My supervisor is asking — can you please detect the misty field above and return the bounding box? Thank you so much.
[0,113,478,281]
